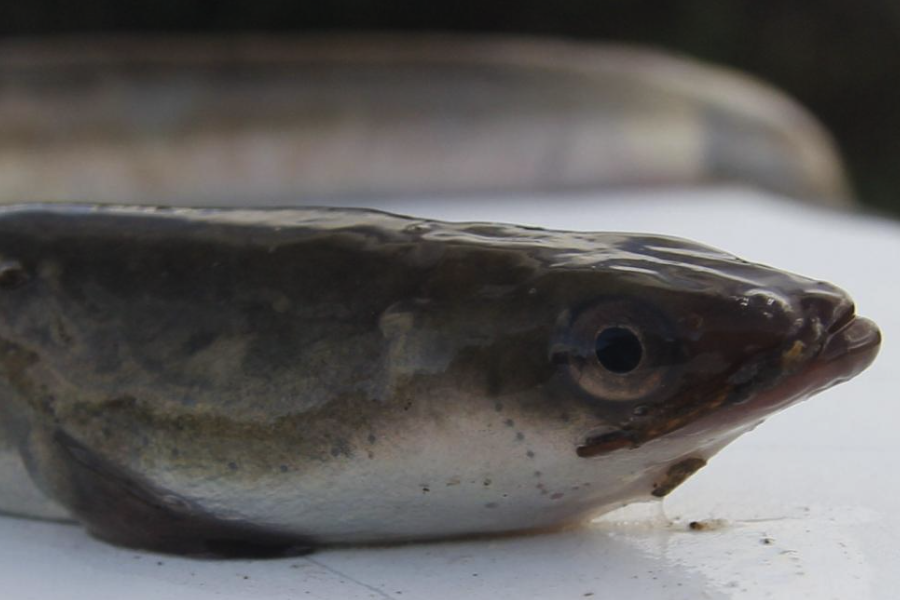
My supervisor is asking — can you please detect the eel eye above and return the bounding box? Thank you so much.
[556,299,677,402]
[595,327,643,373]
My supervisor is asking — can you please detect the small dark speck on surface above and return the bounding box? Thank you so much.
[228,462,238,471]
[485,502,498,509]
[550,493,564,500]
[279,465,289,473]
[368,434,377,444]
[515,432,525,441]
[584,594,595,597]
[761,537,774,545]
[688,519,728,531]
[156,561,164,566]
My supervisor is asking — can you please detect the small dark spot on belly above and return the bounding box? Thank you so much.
[485,502,498,509]
[526,450,535,458]
[53,318,74,346]
[550,493,564,500]
[106,395,138,410]
[504,419,515,427]
[515,432,525,441]
[183,330,218,354]
[483,478,492,486]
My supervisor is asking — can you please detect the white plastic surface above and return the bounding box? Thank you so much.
[1,188,897,599]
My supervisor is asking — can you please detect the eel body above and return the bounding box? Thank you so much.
[0,204,879,554]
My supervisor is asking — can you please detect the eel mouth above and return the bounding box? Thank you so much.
[700,312,880,425]
[704,312,881,431]
[775,314,880,399]
[576,313,881,458]
[818,315,881,377]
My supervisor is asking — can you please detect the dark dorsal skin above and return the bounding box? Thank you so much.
[0,204,880,555]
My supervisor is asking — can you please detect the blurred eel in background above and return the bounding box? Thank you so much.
[0,35,851,207]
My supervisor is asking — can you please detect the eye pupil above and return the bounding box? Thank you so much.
[595,327,643,373]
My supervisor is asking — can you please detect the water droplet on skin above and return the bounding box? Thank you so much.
[404,223,431,234]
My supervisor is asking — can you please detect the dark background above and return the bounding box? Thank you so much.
[2,0,898,216]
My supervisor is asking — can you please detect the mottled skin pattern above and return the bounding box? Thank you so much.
[0,205,880,555]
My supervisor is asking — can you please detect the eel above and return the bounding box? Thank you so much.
[0,204,880,555]
[0,35,851,207]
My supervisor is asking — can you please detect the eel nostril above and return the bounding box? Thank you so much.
[799,283,855,334]
[827,302,857,334]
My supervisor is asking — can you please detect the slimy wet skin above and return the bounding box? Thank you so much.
[0,205,880,555]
